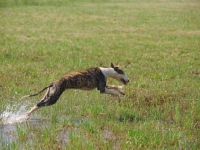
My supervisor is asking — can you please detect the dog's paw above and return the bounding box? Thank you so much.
[120,92,125,95]
[24,113,31,120]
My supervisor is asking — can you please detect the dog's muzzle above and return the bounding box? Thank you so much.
[121,78,129,84]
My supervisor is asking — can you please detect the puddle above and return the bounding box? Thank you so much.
[0,124,17,143]
[0,118,48,142]
[0,118,73,148]
[0,101,48,146]
[0,101,90,148]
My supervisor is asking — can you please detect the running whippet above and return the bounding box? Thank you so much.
[22,63,129,118]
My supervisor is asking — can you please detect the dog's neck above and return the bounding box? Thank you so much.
[99,67,116,78]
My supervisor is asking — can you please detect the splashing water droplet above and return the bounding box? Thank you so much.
[0,101,32,124]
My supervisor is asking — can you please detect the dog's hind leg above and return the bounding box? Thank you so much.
[35,85,61,107]
[24,86,52,119]
[25,105,39,119]
[25,85,62,119]
[24,96,48,119]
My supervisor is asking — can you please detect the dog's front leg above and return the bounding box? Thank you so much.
[106,85,125,95]
[103,87,121,102]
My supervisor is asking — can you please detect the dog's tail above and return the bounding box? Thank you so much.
[20,84,53,100]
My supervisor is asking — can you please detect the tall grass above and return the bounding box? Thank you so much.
[0,0,199,149]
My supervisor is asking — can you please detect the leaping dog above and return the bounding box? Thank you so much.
[22,63,129,119]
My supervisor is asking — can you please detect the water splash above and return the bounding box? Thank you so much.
[0,101,31,124]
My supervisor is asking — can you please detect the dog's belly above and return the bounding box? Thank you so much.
[69,80,97,90]
[79,87,95,90]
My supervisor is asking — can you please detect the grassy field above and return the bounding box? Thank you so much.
[0,0,200,149]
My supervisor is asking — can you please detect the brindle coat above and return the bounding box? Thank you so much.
[23,63,129,118]
[37,67,106,107]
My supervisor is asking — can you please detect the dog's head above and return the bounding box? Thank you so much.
[110,63,129,85]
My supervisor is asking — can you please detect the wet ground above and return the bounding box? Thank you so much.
[0,117,70,148]
[0,102,54,146]
[0,103,86,147]
[0,124,17,143]
[0,102,116,149]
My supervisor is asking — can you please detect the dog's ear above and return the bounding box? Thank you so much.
[111,63,120,71]
[114,66,119,71]
[111,62,115,68]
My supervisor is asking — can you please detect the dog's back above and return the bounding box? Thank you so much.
[57,67,106,91]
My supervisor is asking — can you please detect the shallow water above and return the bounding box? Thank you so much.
[0,102,71,147]
[0,124,17,143]
[0,101,43,145]
[0,102,93,148]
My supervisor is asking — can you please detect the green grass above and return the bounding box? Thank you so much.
[0,0,200,149]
